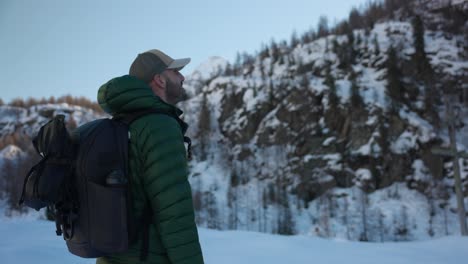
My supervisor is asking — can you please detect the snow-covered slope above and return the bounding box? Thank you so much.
[0,103,105,138]
[176,1,468,241]
[1,216,467,264]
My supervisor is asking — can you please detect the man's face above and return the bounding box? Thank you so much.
[162,69,186,105]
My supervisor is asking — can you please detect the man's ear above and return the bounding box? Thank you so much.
[153,74,166,87]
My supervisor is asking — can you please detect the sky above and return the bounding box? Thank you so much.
[0,0,369,103]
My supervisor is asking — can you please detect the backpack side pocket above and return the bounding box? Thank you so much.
[87,181,129,253]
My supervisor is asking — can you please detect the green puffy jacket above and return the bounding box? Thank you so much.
[95,75,204,264]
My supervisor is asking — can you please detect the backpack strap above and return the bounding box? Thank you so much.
[114,109,192,160]
[18,155,48,206]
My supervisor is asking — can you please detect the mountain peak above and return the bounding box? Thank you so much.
[189,56,228,81]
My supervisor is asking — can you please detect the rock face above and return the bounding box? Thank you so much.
[178,1,468,241]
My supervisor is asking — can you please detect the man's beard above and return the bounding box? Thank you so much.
[166,78,185,104]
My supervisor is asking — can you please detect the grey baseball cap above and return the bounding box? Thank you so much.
[129,49,191,83]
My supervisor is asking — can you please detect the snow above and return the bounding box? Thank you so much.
[0,145,24,160]
[356,168,372,181]
[401,109,436,141]
[354,136,379,156]
[322,153,342,170]
[336,79,351,104]
[0,104,105,139]
[243,87,268,112]
[425,32,468,76]
[391,130,419,154]
[322,136,336,147]
[189,56,228,82]
[1,215,468,264]
[0,106,26,123]
[359,66,387,107]
[410,159,431,182]
[366,115,378,126]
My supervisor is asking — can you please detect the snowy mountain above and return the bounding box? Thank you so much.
[176,0,468,241]
[0,0,467,242]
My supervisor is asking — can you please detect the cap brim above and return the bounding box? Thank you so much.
[167,58,191,70]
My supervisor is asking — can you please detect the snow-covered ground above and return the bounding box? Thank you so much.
[1,214,467,264]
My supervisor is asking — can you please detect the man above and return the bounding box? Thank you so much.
[96,49,204,264]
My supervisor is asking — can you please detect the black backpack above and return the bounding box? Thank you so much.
[19,109,192,260]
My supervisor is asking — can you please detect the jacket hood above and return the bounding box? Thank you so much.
[97,75,183,117]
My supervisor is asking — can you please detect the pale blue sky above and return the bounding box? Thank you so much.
[0,0,368,103]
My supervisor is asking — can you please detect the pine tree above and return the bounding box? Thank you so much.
[343,194,350,239]
[378,210,385,242]
[9,98,25,107]
[48,96,56,104]
[424,82,440,129]
[395,205,409,241]
[277,175,294,235]
[227,162,239,229]
[346,31,357,69]
[197,94,211,161]
[412,16,425,63]
[205,190,219,229]
[385,46,403,112]
[317,16,329,38]
[6,153,36,213]
[259,45,269,60]
[25,97,38,107]
[377,113,390,154]
[348,7,362,29]
[290,30,299,48]
[278,55,284,65]
[325,38,330,53]
[234,52,242,75]
[268,79,275,106]
[347,30,355,47]
[324,64,338,110]
[224,63,233,75]
[300,75,310,89]
[359,190,369,241]
[356,33,362,46]
[332,38,339,54]
[411,15,440,128]
[270,39,280,63]
[350,70,364,109]
[412,15,434,79]
[373,34,380,56]
[318,193,331,237]
[301,30,312,44]
[2,158,16,208]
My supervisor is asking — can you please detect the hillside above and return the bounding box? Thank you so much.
[177,0,468,241]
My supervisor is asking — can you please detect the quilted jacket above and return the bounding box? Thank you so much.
[95,75,204,264]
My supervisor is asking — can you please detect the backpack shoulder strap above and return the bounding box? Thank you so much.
[113,109,170,126]
[114,109,192,160]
